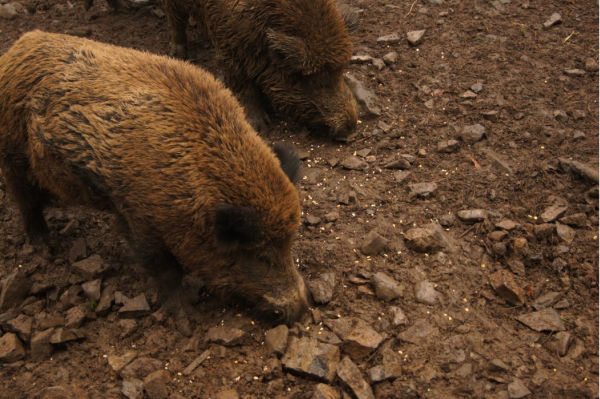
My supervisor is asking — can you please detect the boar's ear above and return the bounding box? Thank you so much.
[337,3,361,33]
[215,204,261,246]
[266,29,314,74]
[273,142,300,184]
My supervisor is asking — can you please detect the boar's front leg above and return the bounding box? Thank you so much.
[1,154,50,247]
[162,0,189,59]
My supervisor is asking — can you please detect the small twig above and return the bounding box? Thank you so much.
[459,225,476,238]
[563,31,576,43]
[405,0,419,17]
[470,155,481,169]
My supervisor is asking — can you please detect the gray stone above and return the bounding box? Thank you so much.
[324,317,383,359]
[372,58,385,70]
[341,156,367,170]
[563,68,586,76]
[65,305,86,328]
[405,223,456,253]
[460,90,477,99]
[121,379,144,399]
[532,291,562,310]
[324,211,340,222]
[546,331,573,357]
[143,369,170,399]
[495,219,521,230]
[120,357,164,379]
[398,319,438,344]
[344,74,381,117]
[383,156,411,170]
[305,214,322,225]
[457,209,487,223]
[414,281,441,305]
[107,351,138,372]
[72,255,109,279]
[508,379,531,398]
[408,182,437,199]
[50,327,84,344]
[282,337,340,382]
[407,30,426,46]
[307,272,336,304]
[265,324,289,356]
[371,272,403,301]
[336,356,375,399]
[559,212,587,227]
[0,269,32,311]
[368,365,386,383]
[182,349,211,376]
[377,32,401,44]
[312,383,341,399]
[205,326,245,346]
[558,158,598,183]
[489,270,526,306]
[30,328,54,360]
[0,3,17,19]
[4,313,32,341]
[437,139,460,153]
[543,12,561,28]
[118,294,150,318]
[394,170,411,184]
[96,285,115,314]
[383,51,398,64]
[461,124,486,143]
[0,332,25,363]
[483,149,513,174]
[471,82,483,93]
[516,308,565,332]
[351,54,373,64]
[361,230,388,255]
[389,306,409,326]
[555,222,575,243]
[541,203,568,223]
[81,279,102,302]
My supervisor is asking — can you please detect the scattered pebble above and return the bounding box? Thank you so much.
[437,139,460,153]
[371,272,403,301]
[121,379,144,399]
[0,269,32,311]
[360,230,388,256]
[542,12,561,28]
[107,351,138,373]
[344,74,381,116]
[307,272,336,304]
[516,308,565,332]
[489,270,526,306]
[558,158,599,183]
[546,331,573,357]
[305,214,322,226]
[563,68,586,76]
[205,326,245,346]
[0,332,25,363]
[397,319,438,344]
[376,32,400,44]
[0,3,17,19]
[508,378,532,398]
[118,294,150,318]
[351,54,373,64]
[336,356,375,399]
[408,182,437,199]
[312,383,341,399]
[143,370,170,399]
[555,222,575,243]
[265,325,289,356]
[394,170,411,184]
[372,58,385,70]
[120,356,164,379]
[407,29,426,46]
[383,51,398,64]
[532,291,561,310]
[324,317,383,359]
[414,280,441,305]
[65,305,86,328]
[405,223,456,253]
[81,279,102,302]
[50,327,84,344]
[341,155,367,171]
[30,328,54,360]
[282,337,339,382]
[471,82,483,92]
[72,255,109,279]
[457,209,487,223]
[461,124,486,143]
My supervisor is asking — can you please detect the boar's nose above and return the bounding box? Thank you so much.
[267,274,310,325]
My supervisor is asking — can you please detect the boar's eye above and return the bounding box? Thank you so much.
[215,204,261,246]
[273,142,300,183]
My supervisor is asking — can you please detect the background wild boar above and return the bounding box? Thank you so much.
[161,0,359,140]
[0,30,308,323]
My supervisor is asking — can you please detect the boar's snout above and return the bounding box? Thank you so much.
[322,81,358,140]
[264,270,310,325]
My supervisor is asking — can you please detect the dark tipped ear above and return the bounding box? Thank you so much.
[337,3,361,33]
[215,204,261,246]
[273,142,301,184]
[266,29,315,74]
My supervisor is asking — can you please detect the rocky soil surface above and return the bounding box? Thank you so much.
[0,0,598,398]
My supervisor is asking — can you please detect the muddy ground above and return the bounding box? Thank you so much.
[0,0,598,398]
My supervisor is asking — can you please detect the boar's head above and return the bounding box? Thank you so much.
[258,0,358,140]
[203,142,308,324]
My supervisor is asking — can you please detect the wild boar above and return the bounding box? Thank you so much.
[0,30,309,323]
[161,0,359,139]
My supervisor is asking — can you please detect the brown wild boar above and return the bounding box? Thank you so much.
[161,0,359,139]
[0,30,309,323]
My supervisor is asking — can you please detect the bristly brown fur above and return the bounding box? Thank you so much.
[161,0,358,139]
[0,30,308,323]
